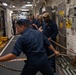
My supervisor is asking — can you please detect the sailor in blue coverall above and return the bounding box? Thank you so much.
[29,15,39,29]
[0,19,60,75]
[42,12,58,73]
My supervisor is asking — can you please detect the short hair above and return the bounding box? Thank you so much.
[16,19,30,27]
[43,12,50,18]
[38,15,43,20]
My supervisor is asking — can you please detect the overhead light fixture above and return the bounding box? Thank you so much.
[25,4,32,6]
[21,9,29,11]
[2,3,8,6]
[21,5,27,8]
[27,2,31,4]
[9,5,15,8]
[12,6,15,8]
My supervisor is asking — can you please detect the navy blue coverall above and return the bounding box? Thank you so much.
[43,19,58,72]
[30,19,39,29]
[37,21,45,29]
[11,28,54,75]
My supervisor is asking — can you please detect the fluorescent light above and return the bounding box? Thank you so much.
[27,2,31,4]
[25,4,32,6]
[12,6,15,8]
[21,5,27,8]
[21,9,29,11]
[9,5,15,8]
[21,4,32,8]
[2,3,8,6]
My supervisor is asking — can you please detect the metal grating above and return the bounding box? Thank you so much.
[56,56,76,75]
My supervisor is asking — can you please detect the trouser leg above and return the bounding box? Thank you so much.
[20,64,37,75]
[39,57,54,75]
[48,56,56,73]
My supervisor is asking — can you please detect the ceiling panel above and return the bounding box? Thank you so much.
[0,0,33,10]
[0,0,33,5]
[0,0,46,11]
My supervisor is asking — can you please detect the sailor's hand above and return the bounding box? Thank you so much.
[54,50,60,56]
[38,26,43,32]
[48,37,51,41]
[32,24,36,26]
[32,24,38,29]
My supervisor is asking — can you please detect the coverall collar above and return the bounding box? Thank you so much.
[22,28,31,34]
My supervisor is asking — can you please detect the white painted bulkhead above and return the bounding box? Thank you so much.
[5,9,13,39]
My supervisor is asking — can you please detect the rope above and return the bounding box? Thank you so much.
[58,30,76,54]
[0,39,74,72]
[58,31,67,38]
[0,64,21,72]
[8,58,27,62]
[0,53,69,72]
[51,40,76,55]
[0,54,55,72]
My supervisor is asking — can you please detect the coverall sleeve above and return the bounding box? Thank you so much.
[43,34,51,47]
[11,36,24,56]
[51,22,58,40]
